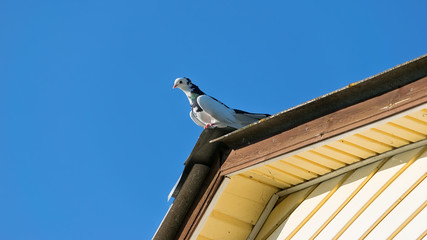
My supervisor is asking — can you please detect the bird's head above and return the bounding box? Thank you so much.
[173,77,193,91]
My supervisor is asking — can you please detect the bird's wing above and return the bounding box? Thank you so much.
[189,111,205,127]
[197,95,241,128]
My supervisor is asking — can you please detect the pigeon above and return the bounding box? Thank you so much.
[173,77,270,129]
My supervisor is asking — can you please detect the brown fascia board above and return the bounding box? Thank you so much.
[212,54,427,148]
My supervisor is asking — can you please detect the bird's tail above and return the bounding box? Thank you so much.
[234,109,270,126]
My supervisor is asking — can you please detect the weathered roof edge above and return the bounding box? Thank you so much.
[153,128,232,240]
[212,54,427,147]
[171,127,234,199]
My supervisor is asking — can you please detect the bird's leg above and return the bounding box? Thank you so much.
[204,123,216,129]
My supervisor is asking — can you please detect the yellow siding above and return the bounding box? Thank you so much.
[311,146,361,164]
[408,109,427,123]
[267,161,318,180]
[262,146,427,240]
[326,140,377,159]
[224,175,278,205]
[199,210,253,240]
[198,175,278,239]
[393,200,427,239]
[358,129,410,147]
[214,192,267,225]
[195,108,427,240]
[393,116,427,134]
[241,171,290,189]
[256,186,318,240]
[253,166,304,185]
[375,123,426,142]
[343,134,393,153]
[297,151,346,168]
[280,156,331,175]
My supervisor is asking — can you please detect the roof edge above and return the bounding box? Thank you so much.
[153,128,232,240]
[212,54,427,147]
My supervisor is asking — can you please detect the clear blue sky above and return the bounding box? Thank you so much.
[1,0,426,239]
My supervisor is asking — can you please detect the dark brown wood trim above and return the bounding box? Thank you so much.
[176,157,224,240]
[220,76,427,175]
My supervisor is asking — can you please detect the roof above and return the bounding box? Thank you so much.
[153,54,427,240]
[213,54,427,148]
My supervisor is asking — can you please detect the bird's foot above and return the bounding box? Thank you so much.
[204,123,216,129]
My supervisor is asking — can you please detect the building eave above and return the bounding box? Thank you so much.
[154,54,427,240]
[212,54,427,148]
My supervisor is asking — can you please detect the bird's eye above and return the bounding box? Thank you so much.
[179,81,183,84]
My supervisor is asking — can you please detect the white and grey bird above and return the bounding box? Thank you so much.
[173,77,270,129]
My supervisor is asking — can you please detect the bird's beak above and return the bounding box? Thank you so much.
[173,84,178,89]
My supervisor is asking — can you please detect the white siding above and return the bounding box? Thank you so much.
[261,145,427,240]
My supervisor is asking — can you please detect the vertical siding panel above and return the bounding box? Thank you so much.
[365,176,427,239]
[338,147,427,239]
[285,172,353,240]
[315,147,422,240]
[309,159,388,240]
[260,146,427,240]
[389,200,427,239]
[416,228,427,240]
[269,175,347,240]
[361,172,427,239]
[284,160,386,240]
[258,186,317,240]
[334,146,427,239]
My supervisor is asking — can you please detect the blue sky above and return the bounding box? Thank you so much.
[1,0,426,239]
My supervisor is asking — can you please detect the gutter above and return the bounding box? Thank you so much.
[153,128,233,240]
[154,164,211,240]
